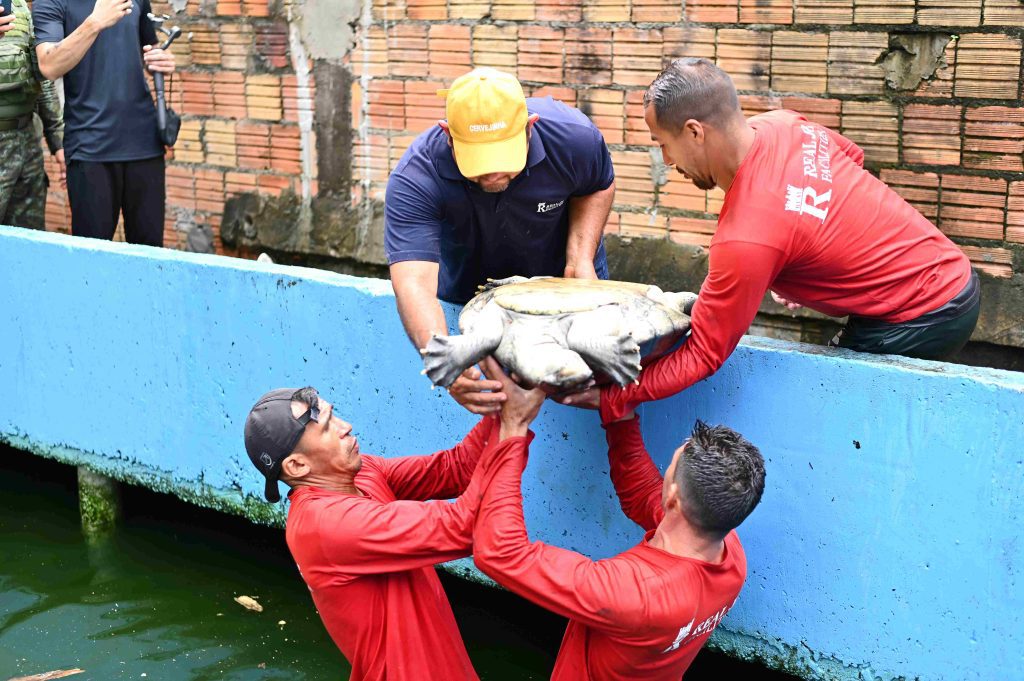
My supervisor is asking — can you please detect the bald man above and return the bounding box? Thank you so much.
[571,58,979,424]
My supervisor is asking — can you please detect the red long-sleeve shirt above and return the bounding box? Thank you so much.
[285,416,513,681]
[600,109,971,423]
[473,417,746,680]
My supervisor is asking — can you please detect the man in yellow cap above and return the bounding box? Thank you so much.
[386,67,616,415]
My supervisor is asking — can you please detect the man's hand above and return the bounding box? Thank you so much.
[0,10,15,37]
[143,44,175,74]
[448,366,506,415]
[481,357,545,440]
[88,0,133,30]
[54,149,66,188]
[563,259,598,280]
[770,290,803,311]
[553,386,599,410]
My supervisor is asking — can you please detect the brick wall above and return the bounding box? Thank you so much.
[40,0,1024,280]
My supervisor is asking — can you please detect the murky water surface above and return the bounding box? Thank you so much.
[1,449,793,680]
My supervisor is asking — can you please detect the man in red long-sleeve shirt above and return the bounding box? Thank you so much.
[574,58,980,424]
[473,358,766,680]
[242,385,541,681]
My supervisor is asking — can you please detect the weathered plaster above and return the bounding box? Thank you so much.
[880,33,953,91]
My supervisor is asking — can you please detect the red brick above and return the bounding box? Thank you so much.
[662,26,716,63]
[827,32,887,95]
[902,104,963,166]
[1007,181,1024,243]
[716,29,770,92]
[963,106,1024,172]
[954,34,1021,99]
[685,0,738,22]
[739,0,792,23]
[518,26,564,84]
[536,0,582,21]
[938,174,1007,241]
[565,27,612,86]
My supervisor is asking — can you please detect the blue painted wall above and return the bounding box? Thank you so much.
[1,225,1022,680]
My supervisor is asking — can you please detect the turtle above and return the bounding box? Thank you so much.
[420,276,698,393]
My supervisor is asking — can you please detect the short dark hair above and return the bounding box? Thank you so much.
[291,386,318,407]
[674,420,765,537]
[643,58,741,131]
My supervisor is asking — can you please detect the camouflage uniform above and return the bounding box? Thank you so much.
[0,0,63,230]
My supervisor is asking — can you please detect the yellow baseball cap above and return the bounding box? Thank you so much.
[440,68,529,179]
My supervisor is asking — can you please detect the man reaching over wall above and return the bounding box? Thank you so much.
[385,67,616,416]
[567,58,980,424]
[473,357,765,680]
[242,382,542,680]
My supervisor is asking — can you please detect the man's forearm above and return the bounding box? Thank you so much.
[36,18,101,80]
[396,289,448,350]
[566,181,615,276]
[36,78,64,153]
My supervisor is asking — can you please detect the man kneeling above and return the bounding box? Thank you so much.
[243,386,529,681]
[473,358,766,680]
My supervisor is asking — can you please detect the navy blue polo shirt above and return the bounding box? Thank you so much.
[33,0,163,162]
[384,97,614,304]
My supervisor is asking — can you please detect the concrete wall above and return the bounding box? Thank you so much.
[1,225,1022,680]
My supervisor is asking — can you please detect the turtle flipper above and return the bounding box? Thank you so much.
[565,312,642,387]
[420,304,504,388]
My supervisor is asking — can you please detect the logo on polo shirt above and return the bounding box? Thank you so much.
[537,200,565,213]
[468,121,508,133]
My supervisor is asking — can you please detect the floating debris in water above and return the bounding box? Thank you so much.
[8,670,85,681]
[234,595,264,612]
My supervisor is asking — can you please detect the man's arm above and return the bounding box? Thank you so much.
[604,415,664,531]
[316,434,520,576]
[597,239,786,423]
[564,125,615,279]
[391,260,507,415]
[34,0,132,80]
[472,358,641,632]
[382,415,498,501]
[391,260,447,351]
[472,432,642,634]
[34,74,64,154]
[565,181,614,279]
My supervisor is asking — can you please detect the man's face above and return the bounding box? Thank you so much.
[644,106,717,192]
[290,398,362,476]
[467,171,519,193]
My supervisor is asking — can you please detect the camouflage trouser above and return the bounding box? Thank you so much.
[0,125,47,231]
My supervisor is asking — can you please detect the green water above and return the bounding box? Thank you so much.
[0,449,794,681]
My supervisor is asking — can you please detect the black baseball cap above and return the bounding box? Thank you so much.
[243,387,320,502]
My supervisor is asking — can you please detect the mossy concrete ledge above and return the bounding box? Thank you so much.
[1,226,1023,681]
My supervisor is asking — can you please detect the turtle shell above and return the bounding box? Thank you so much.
[489,278,652,315]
